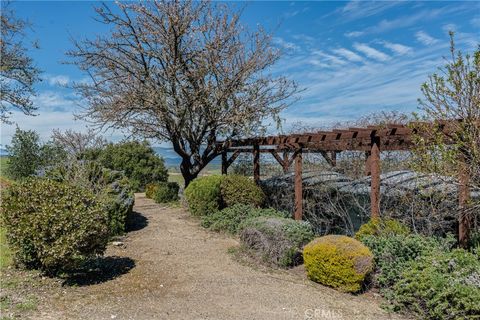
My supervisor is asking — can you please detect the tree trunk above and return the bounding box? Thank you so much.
[180,158,199,188]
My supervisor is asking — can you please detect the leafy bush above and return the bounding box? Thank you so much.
[391,249,480,319]
[153,182,179,203]
[220,175,265,207]
[239,216,314,268]
[46,160,134,236]
[82,141,168,191]
[145,183,159,199]
[355,218,409,240]
[1,178,110,274]
[360,233,455,288]
[184,175,224,216]
[303,235,374,293]
[201,204,288,234]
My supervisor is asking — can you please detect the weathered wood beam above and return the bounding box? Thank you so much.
[253,144,260,185]
[458,154,471,248]
[294,149,303,220]
[370,137,381,218]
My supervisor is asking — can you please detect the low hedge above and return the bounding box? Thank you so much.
[201,204,288,235]
[153,182,179,203]
[1,178,110,274]
[184,175,224,216]
[303,235,374,293]
[355,218,409,240]
[239,216,314,268]
[145,183,158,199]
[391,249,480,319]
[220,175,265,208]
[46,161,134,236]
[360,233,455,288]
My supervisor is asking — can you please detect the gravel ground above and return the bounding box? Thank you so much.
[34,193,408,320]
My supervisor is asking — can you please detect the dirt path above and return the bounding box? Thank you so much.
[36,194,407,320]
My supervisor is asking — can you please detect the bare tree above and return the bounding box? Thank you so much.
[68,0,298,186]
[411,33,479,245]
[51,128,107,155]
[0,2,41,123]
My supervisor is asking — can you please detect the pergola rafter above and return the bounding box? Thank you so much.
[217,120,476,246]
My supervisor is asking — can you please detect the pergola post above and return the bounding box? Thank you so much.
[253,144,260,185]
[330,151,337,167]
[370,138,381,219]
[221,151,228,175]
[294,149,303,220]
[283,150,290,173]
[458,154,471,247]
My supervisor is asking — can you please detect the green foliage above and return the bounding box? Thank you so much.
[46,160,134,236]
[145,183,158,199]
[184,175,224,216]
[355,218,409,240]
[153,181,179,203]
[82,141,168,191]
[360,234,455,288]
[0,178,110,274]
[239,216,314,268]
[220,174,265,207]
[391,249,480,319]
[201,204,288,235]
[6,128,41,179]
[303,235,374,293]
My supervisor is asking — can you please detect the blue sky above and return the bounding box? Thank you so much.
[1,1,479,147]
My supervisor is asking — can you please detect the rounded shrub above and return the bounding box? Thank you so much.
[359,233,455,288]
[184,175,224,216]
[1,178,110,274]
[239,216,314,268]
[145,183,159,199]
[355,218,409,240]
[220,175,265,207]
[201,204,289,235]
[391,249,480,319]
[153,182,179,203]
[303,235,374,293]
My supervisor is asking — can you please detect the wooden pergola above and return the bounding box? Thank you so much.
[218,120,475,245]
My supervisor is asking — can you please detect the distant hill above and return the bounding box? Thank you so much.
[152,146,221,168]
[0,147,8,157]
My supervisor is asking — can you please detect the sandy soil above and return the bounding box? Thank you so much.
[34,193,408,320]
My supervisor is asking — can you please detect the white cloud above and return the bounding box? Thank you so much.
[442,23,457,34]
[382,42,413,55]
[340,1,401,20]
[332,48,363,62]
[311,50,346,66]
[415,31,439,45]
[46,74,70,86]
[272,37,300,52]
[353,43,390,61]
[345,31,364,38]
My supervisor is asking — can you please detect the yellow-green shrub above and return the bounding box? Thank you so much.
[220,175,265,207]
[355,218,409,240]
[184,175,224,216]
[303,235,374,293]
[145,183,159,199]
[153,182,179,203]
[1,178,110,274]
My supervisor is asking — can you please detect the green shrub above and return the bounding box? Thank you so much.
[201,204,289,234]
[46,161,134,236]
[1,178,110,274]
[220,175,265,207]
[145,183,159,199]
[82,141,168,191]
[355,218,409,240]
[303,235,374,293]
[184,175,224,216]
[239,216,314,268]
[153,182,179,203]
[391,249,480,319]
[360,233,455,288]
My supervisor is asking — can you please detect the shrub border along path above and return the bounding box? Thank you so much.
[32,194,408,320]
